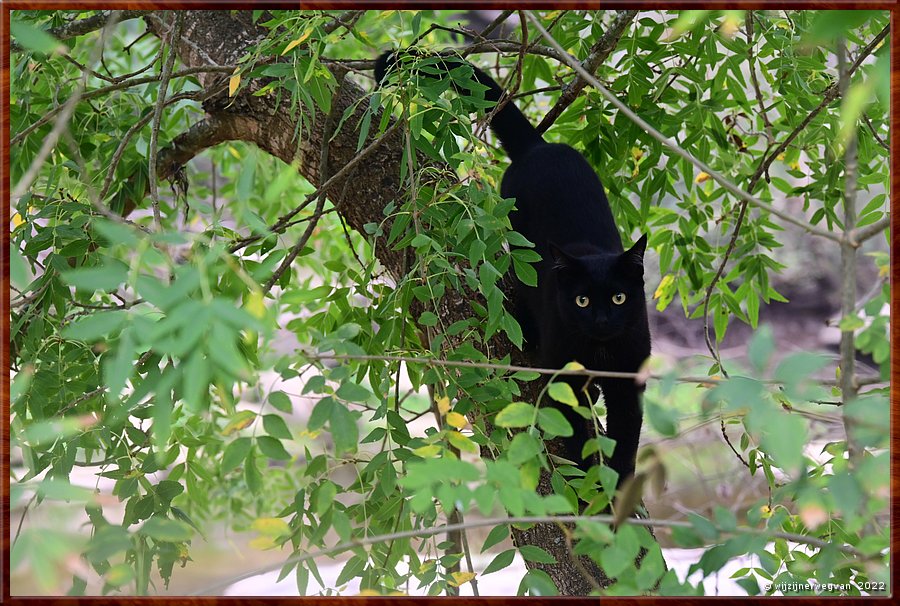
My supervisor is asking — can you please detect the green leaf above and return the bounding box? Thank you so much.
[548,382,578,407]
[257,436,291,461]
[62,310,129,341]
[507,432,543,465]
[482,549,515,575]
[521,568,558,596]
[805,10,879,44]
[336,380,371,403]
[519,545,556,564]
[139,517,193,542]
[495,402,535,428]
[11,19,64,54]
[263,414,293,439]
[747,325,775,372]
[155,480,184,503]
[480,524,510,552]
[330,403,358,455]
[537,408,573,437]
[761,413,807,472]
[268,390,293,413]
[104,328,135,399]
[644,399,678,438]
[418,311,438,327]
[222,437,252,472]
[61,261,129,292]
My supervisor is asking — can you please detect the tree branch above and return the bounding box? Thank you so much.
[535,10,638,134]
[149,12,184,231]
[9,9,153,53]
[189,511,873,596]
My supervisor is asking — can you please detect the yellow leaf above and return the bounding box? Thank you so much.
[760,505,772,518]
[228,70,241,97]
[413,444,441,458]
[357,590,382,596]
[227,145,241,160]
[695,172,710,184]
[448,571,476,587]
[11,212,24,229]
[653,274,675,300]
[776,153,785,161]
[446,412,467,429]
[251,517,291,537]
[630,146,644,161]
[223,411,256,436]
[446,430,478,454]
[282,30,311,55]
[789,161,800,171]
[562,361,585,371]
[436,395,451,415]
[719,11,743,38]
[298,429,322,439]
[244,290,266,319]
[249,535,278,550]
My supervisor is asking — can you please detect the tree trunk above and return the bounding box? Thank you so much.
[143,10,657,594]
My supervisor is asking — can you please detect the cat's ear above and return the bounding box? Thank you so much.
[621,233,648,269]
[548,242,573,270]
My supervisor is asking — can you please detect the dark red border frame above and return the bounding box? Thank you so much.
[1,2,897,603]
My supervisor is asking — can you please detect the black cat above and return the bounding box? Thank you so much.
[376,52,651,484]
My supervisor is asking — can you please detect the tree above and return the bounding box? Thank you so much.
[9,9,890,596]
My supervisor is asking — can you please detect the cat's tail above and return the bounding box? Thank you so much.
[375,50,544,162]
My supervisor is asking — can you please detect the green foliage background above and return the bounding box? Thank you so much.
[9,9,890,596]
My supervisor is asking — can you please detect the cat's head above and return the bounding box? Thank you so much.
[549,234,648,342]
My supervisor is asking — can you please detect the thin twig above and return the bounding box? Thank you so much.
[262,100,338,293]
[304,352,857,387]
[746,12,774,144]
[9,9,153,53]
[12,12,122,200]
[229,118,406,253]
[862,112,889,151]
[11,65,235,147]
[148,12,184,232]
[535,10,638,134]
[837,39,861,462]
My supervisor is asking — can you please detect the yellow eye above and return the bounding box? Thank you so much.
[612,293,627,305]
[575,295,590,308]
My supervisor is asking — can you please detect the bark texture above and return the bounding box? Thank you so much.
[143,10,655,594]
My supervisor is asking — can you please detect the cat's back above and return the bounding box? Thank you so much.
[502,143,620,250]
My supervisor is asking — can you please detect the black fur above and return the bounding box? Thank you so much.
[376,51,651,484]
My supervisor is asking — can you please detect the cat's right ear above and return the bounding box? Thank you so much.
[548,242,572,270]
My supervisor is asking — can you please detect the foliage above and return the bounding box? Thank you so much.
[9,9,890,596]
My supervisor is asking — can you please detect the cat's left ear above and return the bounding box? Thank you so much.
[621,233,648,269]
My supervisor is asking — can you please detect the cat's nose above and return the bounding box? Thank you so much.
[594,318,610,331]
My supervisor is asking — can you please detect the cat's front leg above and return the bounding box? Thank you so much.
[598,377,644,485]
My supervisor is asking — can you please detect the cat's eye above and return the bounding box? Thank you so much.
[612,293,627,305]
[575,295,590,308]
